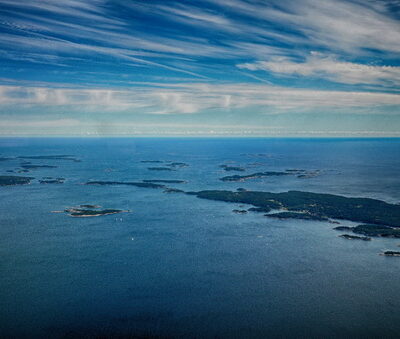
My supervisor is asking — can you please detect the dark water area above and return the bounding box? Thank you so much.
[1,138,400,338]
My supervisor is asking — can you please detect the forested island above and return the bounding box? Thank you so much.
[220,169,321,181]
[188,190,400,227]
[64,205,128,217]
[334,224,400,238]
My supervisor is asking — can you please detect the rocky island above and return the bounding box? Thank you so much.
[0,175,34,186]
[86,181,165,189]
[339,234,371,241]
[64,205,128,217]
[163,188,184,193]
[220,165,245,172]
[381,251,400,257]
[220,169,321,182]
[232,209,247,214]
[143,179,186,184]
[39,177,65,184]
[147,167,174,171]
[166,162,188,168]
[220,171,290,182]
[353,224,400,238]
[333,224,400,238]
[265,212,329,221]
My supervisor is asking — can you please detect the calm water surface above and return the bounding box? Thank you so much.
[1,138,400,338]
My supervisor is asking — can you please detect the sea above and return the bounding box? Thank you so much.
[1,137,400,338]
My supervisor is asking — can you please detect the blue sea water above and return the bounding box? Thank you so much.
[1,137,400,338]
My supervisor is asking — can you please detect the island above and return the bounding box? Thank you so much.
[64,205,128,217]
[187,190,400,227]
[265,212,329,221]
[381,251,400,257]
[333,224,400,238]
[220,165,245,172]
[352,224,400,238]
[143,179,186,184]
[297,170,321,179]
[220,171,291,182]
[0,175,34,186]
[232,209,247,214]
[163,188,184,193]
[166,162,188,168]
[220,169,322,182]
[86,181,166,189]
[339,234,371,241]
[39,177,65,184]
[147,167,174,171]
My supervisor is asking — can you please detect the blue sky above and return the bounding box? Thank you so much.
[0,0,399,136]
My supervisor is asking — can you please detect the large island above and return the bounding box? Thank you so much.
[188,190,400,227]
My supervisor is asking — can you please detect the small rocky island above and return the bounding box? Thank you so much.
[64,205,128,217]
[147,167,174,171]
[220,164,245,172]
[39,177,65,184]
[381,251,400,257]
[0,175,34,186]
[232,209,247,214]
[339,234,371,241]
[167,162,188,168]
[265,212,329,221]
[143,179,186,184]
[86,181,166,189]
[163,188,184,193]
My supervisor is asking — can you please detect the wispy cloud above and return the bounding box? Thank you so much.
[0,0,399,136]
[207,0,400,54]
[238,52,400,86]
[1,84,398,114]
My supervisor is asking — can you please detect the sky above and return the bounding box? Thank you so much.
[0,0,399,137]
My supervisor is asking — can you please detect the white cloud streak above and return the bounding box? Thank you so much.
[0,84,398,114]
[207,0,400,54]
[238,52,400,85]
